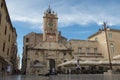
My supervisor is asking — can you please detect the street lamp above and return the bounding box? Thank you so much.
[103,22,112,70]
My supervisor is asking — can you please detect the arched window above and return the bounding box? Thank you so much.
[110,43,114,54]
[33,60,40,65]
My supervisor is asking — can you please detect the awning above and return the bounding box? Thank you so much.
[82,60,100,65]
[113,55,120,60]
[4,59,13,65]
[0,56,13,66]
[57,60,120,67]
[57,59,80,67]
[112,60,120,65]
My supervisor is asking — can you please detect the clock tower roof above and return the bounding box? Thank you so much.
[45,5,57,16]
[46,5,52,14]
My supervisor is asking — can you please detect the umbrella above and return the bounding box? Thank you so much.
[113,55,120,60]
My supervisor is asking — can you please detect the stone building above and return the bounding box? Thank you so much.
[0,0,18,75]
[63,28,120,73]
[68,40,103,61]
[22,6,73,75]
[88,28,120,60]
[17,55,20,70]
[22,6,120,74]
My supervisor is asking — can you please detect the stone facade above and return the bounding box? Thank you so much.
[22,33,73,75]
[68,40,103,60]
[0,0,18,75]
[88,28,120,60]
[22,7,72,75]
[22,6,120,74]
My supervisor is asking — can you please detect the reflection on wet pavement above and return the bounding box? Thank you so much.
[1,74,120,80]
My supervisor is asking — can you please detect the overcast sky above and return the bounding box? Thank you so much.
[5,0,120,68]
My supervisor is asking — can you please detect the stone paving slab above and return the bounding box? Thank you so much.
[0,74,120,80]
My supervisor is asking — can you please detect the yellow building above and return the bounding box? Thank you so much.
[0,0,18,75]
[89,28,120,60]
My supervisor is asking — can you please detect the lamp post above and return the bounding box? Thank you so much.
[103,22,112,70]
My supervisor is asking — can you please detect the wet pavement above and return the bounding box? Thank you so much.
[0,74,120,80]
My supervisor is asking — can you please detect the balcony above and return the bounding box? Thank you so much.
[74,52,103,58]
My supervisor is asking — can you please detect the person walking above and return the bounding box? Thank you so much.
[76,60,81,74]
[6,64,11,75]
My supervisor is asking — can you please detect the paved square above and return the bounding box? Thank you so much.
[0,74,120,80]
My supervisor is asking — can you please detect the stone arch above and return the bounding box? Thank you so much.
[33,60,40,65]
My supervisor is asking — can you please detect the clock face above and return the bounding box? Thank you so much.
[47,18,54,27]
[48,22,53,27]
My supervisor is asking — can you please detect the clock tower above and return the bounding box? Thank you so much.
[43,6,59,42]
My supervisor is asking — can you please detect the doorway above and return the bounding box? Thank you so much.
[49,59,55,73]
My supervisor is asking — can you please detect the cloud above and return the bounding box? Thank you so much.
[56,0,120,27]
[63,31,91,34]
[6,0,120,29]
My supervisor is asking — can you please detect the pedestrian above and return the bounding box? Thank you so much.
[6,64,11,75]
[69,68,71,74]
[76,60,81,74]
[52,68,55,73]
